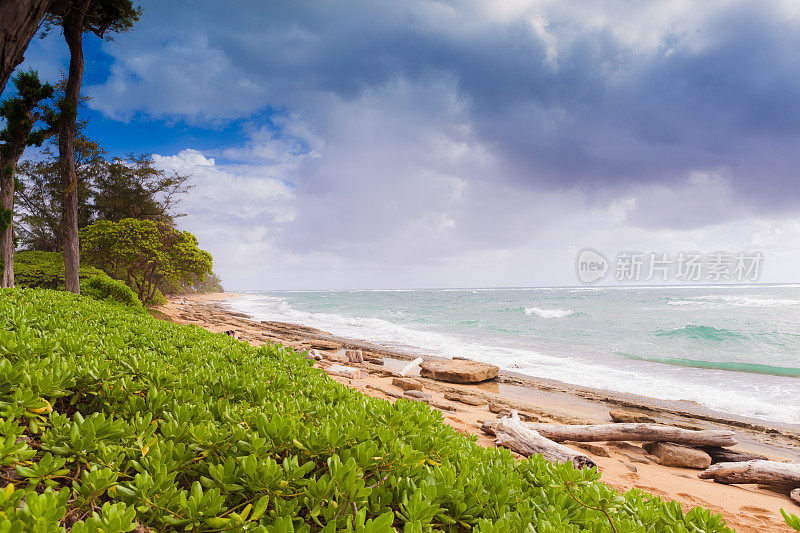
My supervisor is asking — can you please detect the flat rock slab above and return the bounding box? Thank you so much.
[404,390,433,401]
[420,360,499,383]
[644,442,711,469]
[444,391,487,406]
[307,339,342,350]
[393,377,423,391]
[563,441,611,458]
[609,409,655,424]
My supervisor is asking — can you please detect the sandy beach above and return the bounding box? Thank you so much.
[158,293,800,532]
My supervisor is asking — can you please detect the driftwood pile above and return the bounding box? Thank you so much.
[481,411,800,505]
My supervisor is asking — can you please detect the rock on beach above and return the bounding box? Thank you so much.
[419,359,499,383]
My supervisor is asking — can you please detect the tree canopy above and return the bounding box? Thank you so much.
[80,218,213,304]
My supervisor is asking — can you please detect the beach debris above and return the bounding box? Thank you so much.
[643,442,712,469]
[609,409,656,424]
[392,377,423,391]
[525,423,737,447]
[403,390,433,401]
[444,391,487,406]
[224,330,235,336]
[791,488,800,506]
[326,365,361,379]
[698,460,800,491]
[419,359,499,383]
[492,411,596,470]
[562,441,611,458]
[345,349,364,363]
[398,357,424,376]
[699,446,769,464]
[309,349,323,361]
[488,401,540,422]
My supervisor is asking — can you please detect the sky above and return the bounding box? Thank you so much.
[12,0,800,289]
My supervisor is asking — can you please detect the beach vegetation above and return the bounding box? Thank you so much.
[0,288,734,532]
[80,218,213,304]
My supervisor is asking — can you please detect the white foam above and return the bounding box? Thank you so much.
[524,307,575,318]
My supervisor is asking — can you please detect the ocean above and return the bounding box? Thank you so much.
[226,285,800,425]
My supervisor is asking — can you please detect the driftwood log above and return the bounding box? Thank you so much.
[527,423,737,447]
[698,460,800,491]
[398,357,423,376]
[700,446,768,464]
[492,412,596,470]
[791,488,800,505]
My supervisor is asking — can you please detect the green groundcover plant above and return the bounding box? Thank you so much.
[0,288,784,532]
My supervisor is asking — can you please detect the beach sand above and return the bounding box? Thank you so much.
[158,293,800,532]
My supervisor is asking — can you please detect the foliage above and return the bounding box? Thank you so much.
[0,288,734,532]
[0,69,57,163]
[14,132,189,252]
[784,509,800,531]
[80,218,212,304]
[45,0,142,41]
[4,250,105,289]
[92,153,191,225]
[158,271,224,296]
[80,275,141,307]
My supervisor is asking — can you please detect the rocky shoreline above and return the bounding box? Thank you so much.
[159,293,800,532]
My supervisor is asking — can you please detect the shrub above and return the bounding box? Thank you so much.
[0,288,736,532]
[80,275,141,307]
[6,250,107,289]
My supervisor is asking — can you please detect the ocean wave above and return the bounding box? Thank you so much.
[524,307,574,318]
[668,295,800,308]
[655,324,745,341]
[228,292,800,424]
[616,352,800,378]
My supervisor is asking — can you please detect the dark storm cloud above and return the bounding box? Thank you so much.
[86,0,800,228]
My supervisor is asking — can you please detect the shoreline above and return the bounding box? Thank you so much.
[160,292,800,532]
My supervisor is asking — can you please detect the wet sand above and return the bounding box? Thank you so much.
[159,293,800,532]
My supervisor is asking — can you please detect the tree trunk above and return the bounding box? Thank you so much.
[698,460,800,491]
[58,1,88,294]
[524,423,737,447]
[491,412,597,470]
[0,157,15,287]
[0,0,51,95]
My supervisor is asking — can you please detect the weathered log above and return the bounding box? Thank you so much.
[790,488,800,505]
[398,357,423,376]
[493,412,596,470]
[698,460,800,491]
[528,423,737,447]
[700,446,768,464]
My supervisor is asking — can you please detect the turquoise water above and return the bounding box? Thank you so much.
[229,285,800,425]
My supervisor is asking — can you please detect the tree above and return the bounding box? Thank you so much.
[80,218,213,304]
[0,70,56,287]
[15,135,189,250]
[93,154,191,224]
[15,131,101,251]
[46,0,140,293]
[0,0,52,95]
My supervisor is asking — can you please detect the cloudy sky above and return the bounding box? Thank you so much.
[16,0,800,289]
